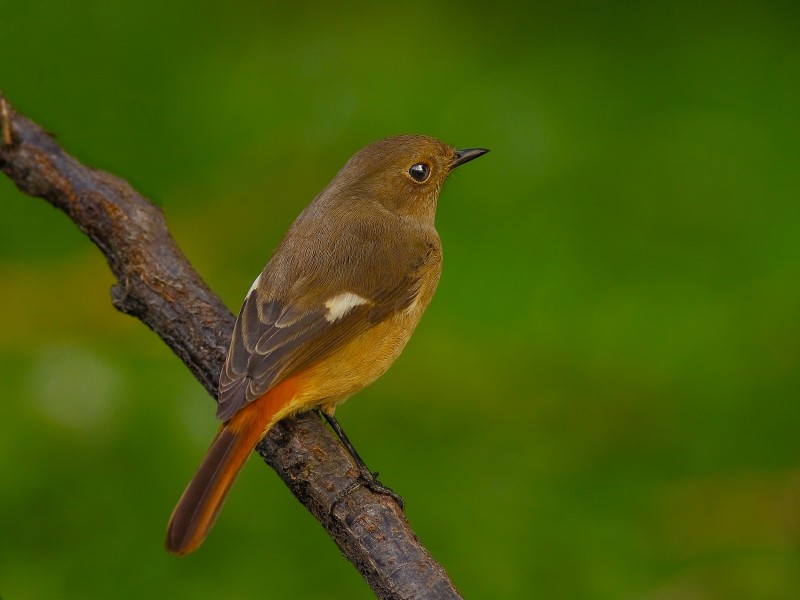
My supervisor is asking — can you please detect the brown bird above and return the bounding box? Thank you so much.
[166,134,488,555]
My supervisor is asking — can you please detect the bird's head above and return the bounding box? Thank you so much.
[328,134,488,223]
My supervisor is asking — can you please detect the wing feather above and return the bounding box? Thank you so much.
[216,273,421,421]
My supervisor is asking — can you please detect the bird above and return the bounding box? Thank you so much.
[165,134,488,555]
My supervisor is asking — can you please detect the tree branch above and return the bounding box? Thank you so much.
[0,92,462,600]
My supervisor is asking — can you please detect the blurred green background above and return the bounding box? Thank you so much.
[2,1,799,598]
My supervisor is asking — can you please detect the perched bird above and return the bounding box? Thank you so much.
[166,134,488,555]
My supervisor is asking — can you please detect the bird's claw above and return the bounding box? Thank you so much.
[330,470,405,514]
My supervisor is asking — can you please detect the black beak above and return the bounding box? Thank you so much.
[451,147,489,169]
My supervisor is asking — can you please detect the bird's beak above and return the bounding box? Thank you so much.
[451,147,490,170]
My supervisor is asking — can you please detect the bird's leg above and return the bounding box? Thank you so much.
[318,409,405,510]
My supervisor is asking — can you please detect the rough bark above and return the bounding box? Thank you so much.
[0,92,462,600]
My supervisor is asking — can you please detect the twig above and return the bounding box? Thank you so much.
[1,97,12,145]
[0,91,462,600]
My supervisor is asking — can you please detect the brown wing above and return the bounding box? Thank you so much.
[216,273,422,422]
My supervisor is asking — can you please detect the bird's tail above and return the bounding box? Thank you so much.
[166,377,299,555]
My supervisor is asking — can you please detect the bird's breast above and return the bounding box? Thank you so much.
[291,266,441,414]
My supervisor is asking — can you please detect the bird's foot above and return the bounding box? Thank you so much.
[359,469,405,510]
[330,469,405,513]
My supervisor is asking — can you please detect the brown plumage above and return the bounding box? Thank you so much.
[166,135,488,555]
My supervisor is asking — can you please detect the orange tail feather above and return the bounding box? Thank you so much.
[166,377,299,555]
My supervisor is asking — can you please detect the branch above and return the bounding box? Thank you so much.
[0,92,462,600]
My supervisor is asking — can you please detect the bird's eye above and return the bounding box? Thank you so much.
[408,163,431,183]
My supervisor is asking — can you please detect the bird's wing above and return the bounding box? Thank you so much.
[216,270,424,422]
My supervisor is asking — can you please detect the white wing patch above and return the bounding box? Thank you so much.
[324,292,369,322]
[248,273,262,296]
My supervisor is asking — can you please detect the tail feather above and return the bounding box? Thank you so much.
[166,419,262,555]
[166,376,300,555]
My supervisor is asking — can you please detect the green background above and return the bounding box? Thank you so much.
[2,1,799,598]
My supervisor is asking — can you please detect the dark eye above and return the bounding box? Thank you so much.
[408,163,431,183]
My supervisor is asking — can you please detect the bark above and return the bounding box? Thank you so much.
[0,93,462,600]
